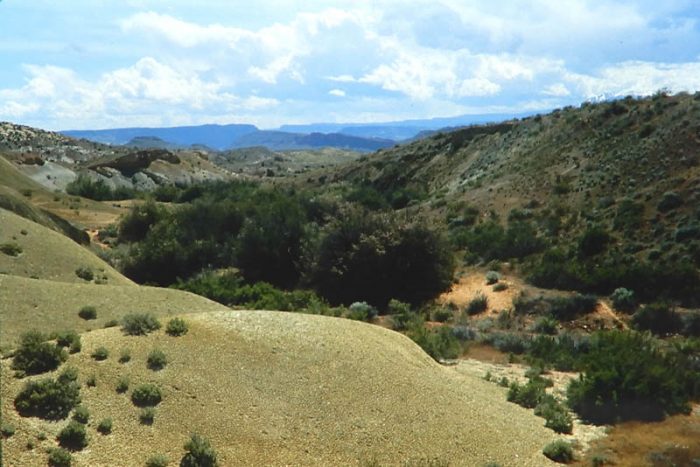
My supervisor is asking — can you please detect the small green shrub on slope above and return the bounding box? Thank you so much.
[12,330,67,376]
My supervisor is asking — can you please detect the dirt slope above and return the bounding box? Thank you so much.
[0,275,229,346]
[0,208,131,286]
[1,310,558,466]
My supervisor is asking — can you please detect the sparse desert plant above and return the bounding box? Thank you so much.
[531,316,559,335]
[147,349,168,371]
[549,294,597,321]
[55,330,81,354]
[74,266,94,281]
[121,312,161,336]
[131,384,162,407]
[0,242,22,256]
[347,301,378,321]
[146,454,169,467]
[507,380,546,409]
[116,376,130,394]
[97,417,113,435]
[85,374,96,387]
[165,317,189,336]
[103,319,119,328]
[14,368,81,420]
[466,294,488,315]
[431,307,453,322]
[91,346,109,361]
[119,348,132,363]
[139,407,156,425]
[492,282,508,292]
[610,287,636,312]
[485,271,500,285]
[72,405,89,424]
[542,440,574,463]
[408,325,461,361]
[1,422,15,438]
[56,420,88,450]
[47,447,72,467]
[12,330,67,375]
[535,396,573,434]
[181,433,218,467]
[78,306,97,320]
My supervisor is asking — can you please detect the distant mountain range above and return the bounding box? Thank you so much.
[62,111,538,152]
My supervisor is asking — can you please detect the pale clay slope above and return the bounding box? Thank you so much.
[1,310,557,466]
[0,274,229,345]
[0,208,132,286]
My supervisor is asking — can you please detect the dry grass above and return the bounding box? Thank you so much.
[0,275,229,346]
[1,310,560,466]
[0,208,131,286]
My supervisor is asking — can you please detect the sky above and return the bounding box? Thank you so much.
[1,0,700,130]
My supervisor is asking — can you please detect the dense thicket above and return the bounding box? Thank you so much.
[118,181,454,307]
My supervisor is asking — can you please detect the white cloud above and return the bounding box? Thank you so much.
[543,83,571,97]
[329,89,346,97]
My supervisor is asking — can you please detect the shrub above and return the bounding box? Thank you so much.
[57,420,88,450]
[0,242,22,256]
[104,319,119,328]
[431,307,453,323]
[14,368,81,420]
[165,317,189,336]
[12,330,67,375]
[542,440,574,463]
[72,405,89,424]
[507,380,546,409]
[97,417,112,435]
[484,332,530,354]
[85,374,96,387]
[181,433,218,467]
[131,384,162,407]
[610,287,636,312]
[121,313,161,336]
[531,316,559,335]
[91,346,109,361]
[139,407,156,425]
[47,447,73,467]
[75,266,94,281]
[55,330,81,354]
[408,325,461,361]
[485,271,500,285]
[118,200,166,243]
[682,311,700,337]
[119,349,132,363]
[1,422,15,438]
[147,349,168,371]
[567,331,691,423]
[631,302,682,335]
[78,306,97,320]
[577,226,611,257]
[146,454,169,467]
[493,282,508,292]
[347,301,378,321]
[466,294,488,315]
[657,191,683,212]
[535,396,573,434]
[116,376,130,394]
[548,294,597,321]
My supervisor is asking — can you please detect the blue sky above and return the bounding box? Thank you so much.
[1,0,700,130]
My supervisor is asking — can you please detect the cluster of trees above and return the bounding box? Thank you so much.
[117,182,454,308]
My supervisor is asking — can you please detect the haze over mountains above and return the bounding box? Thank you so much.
[62,111,536,152]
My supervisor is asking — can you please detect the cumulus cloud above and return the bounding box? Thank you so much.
[329,89,346,97]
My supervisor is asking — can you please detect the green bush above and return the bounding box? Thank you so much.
[116,376,130,394]
[91,346,109,361]
[535,396,573,434]
[542,440,574,463]
[85,374,96,387]
[531,316,559,335]
[682,311,700,337]
[485,271,500,284]
[56,420,88,450]
[14,368,81,420]
[567,331,692,423]
[610,287,636,312]
[492,282,508,292]
[0,242,22,256]
[121,313,162,336]
[47,447,72,467]
[165,317,189,336]
[55,330,81,354]
[507,380,546,409]
[74,266,94,281]
[657,191,683,212]
[66,174,134,201]
[548,294,597,321]
[119,349,132,363]
[466,294,488,315]
[78,306,97,320]
[408,325,461,361]
[146,454,169,467]
[147,349,168,371]
[181,433,218,467]
[347,301,378,321]
[139,407,156,425]
[118,200,166,243]
[97,417,113,435]
[131,384,162,407]
[72,405,89,424]
[577,226,611,257]
[1,422,15,438]
[632,303,682,335]
[12,330,67,375]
